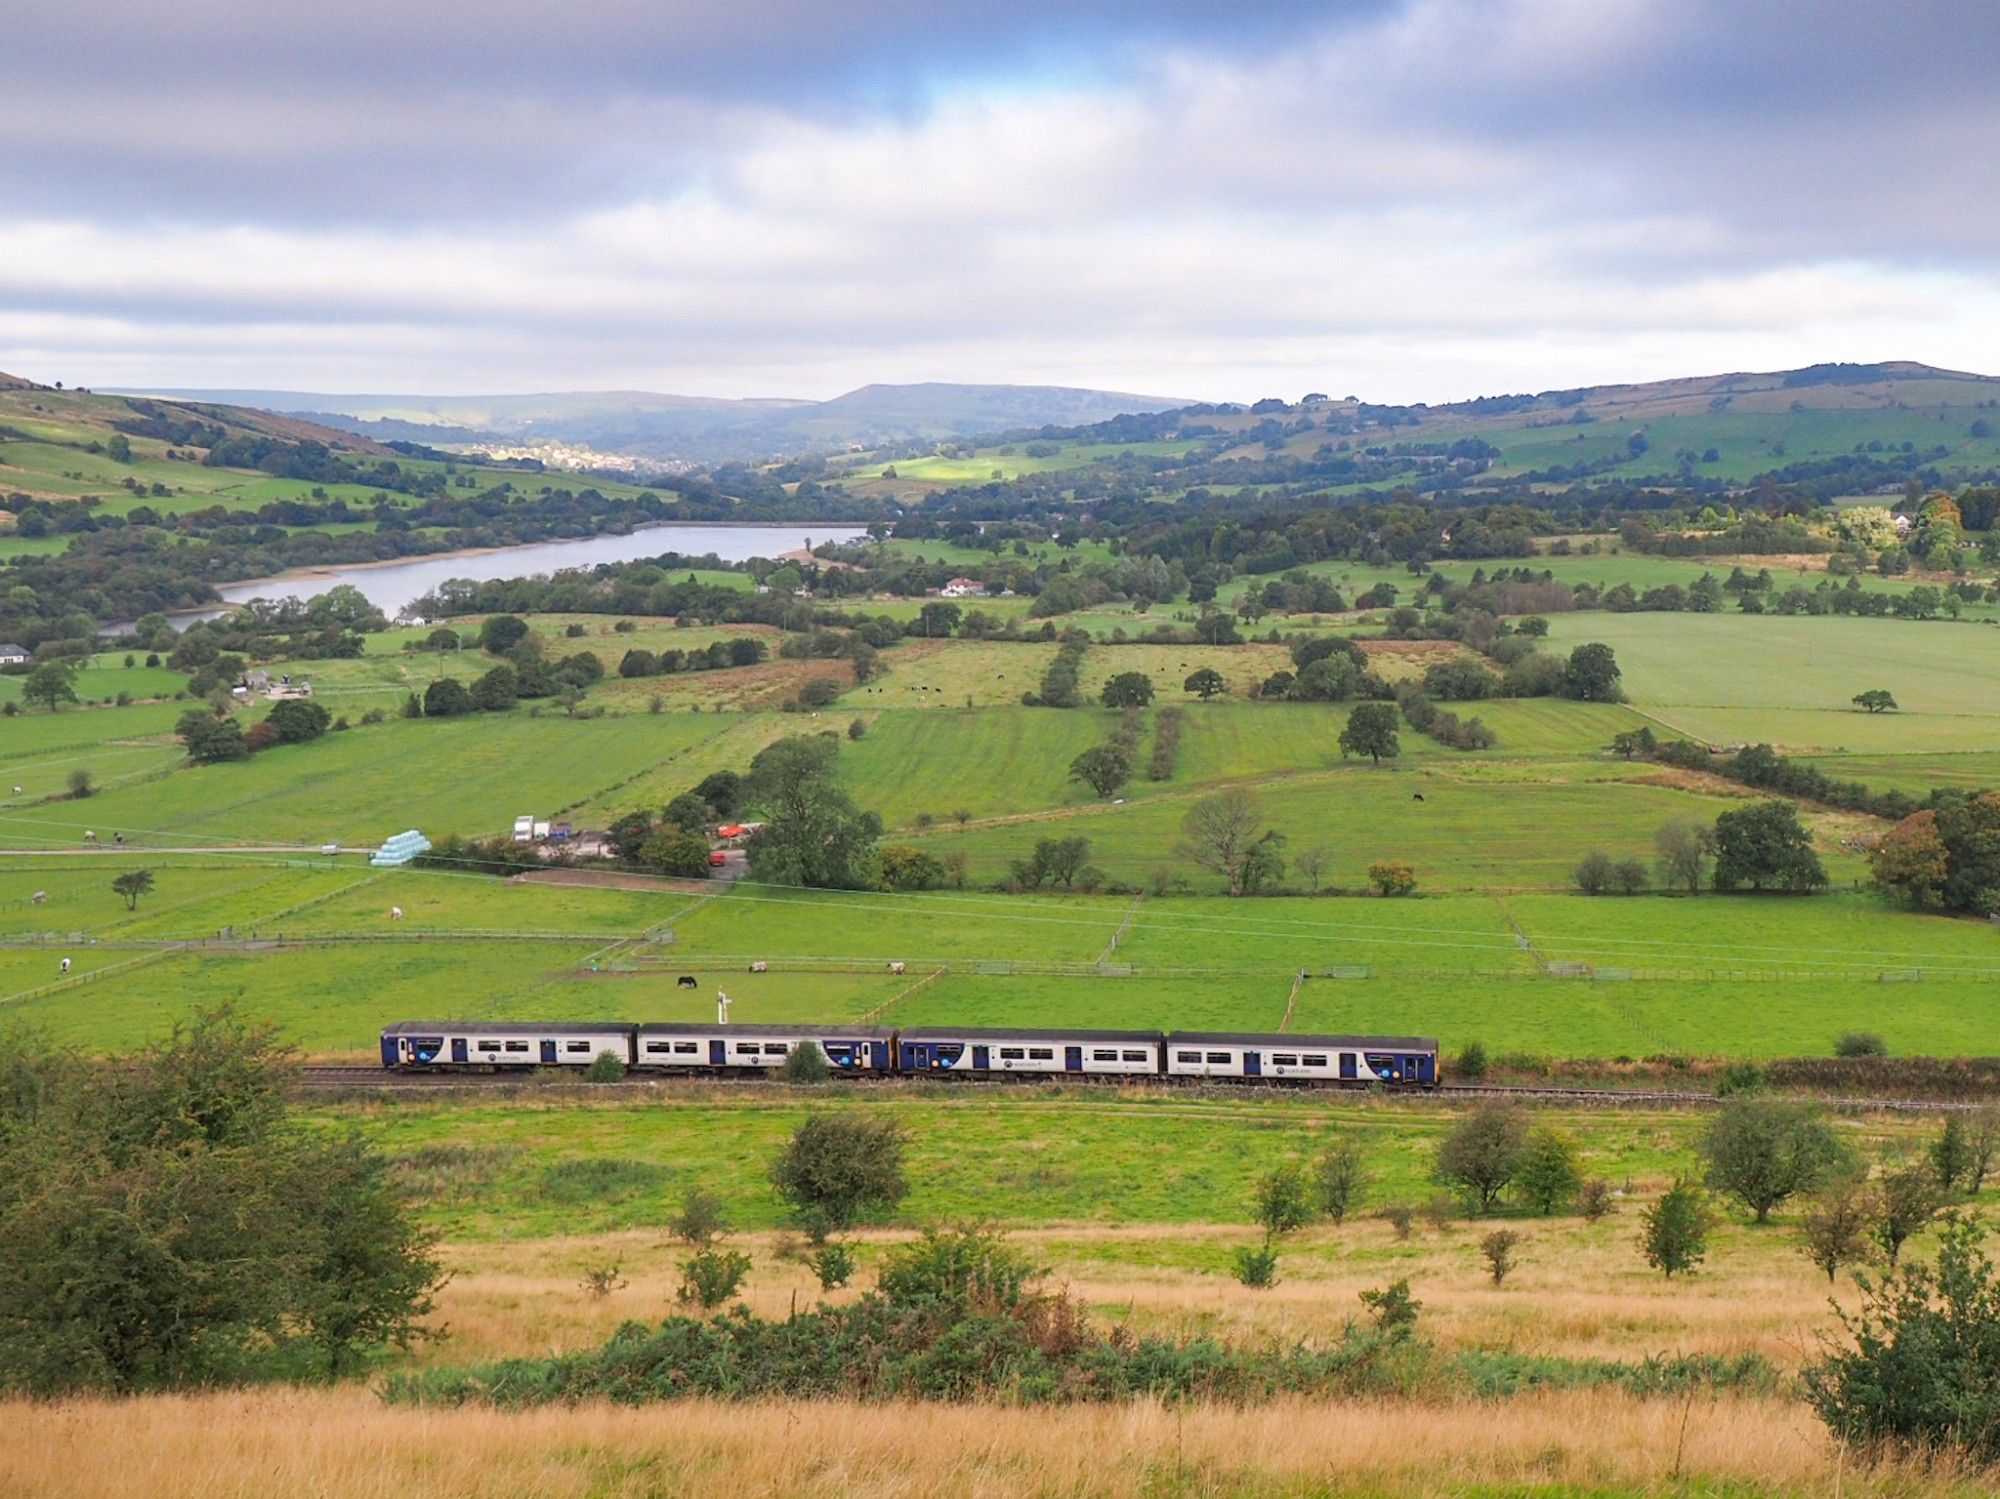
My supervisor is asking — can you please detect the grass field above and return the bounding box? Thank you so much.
[1543,612,2000,753]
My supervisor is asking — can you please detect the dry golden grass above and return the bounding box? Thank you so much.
[4,1386,1986,1498]
[420,1212,1857,1372]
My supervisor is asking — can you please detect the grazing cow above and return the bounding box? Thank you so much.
[82,831,97,844]
[390,905,404,921]
[677,975,698,989]
[889,961,907,976]
[59,957,71,975]
[30,891,46,905]
[749,960,768,973]
[1412,793,1425,802]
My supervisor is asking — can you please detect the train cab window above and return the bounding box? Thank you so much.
[1122,1050,1149,1062]
[1272,1054,1298,1066]
[1091,1049,1118,1061]
[1206,1052,1230,1064]
[999,1047,1025,1060]
[504,1041,529,1053]
[1303,1055,1329,1067]
[1028,1048,1054,1060]
[674,1042,699,1054]
[565,1042,592,1054]
[1175,1050,1201,1063]
[477,1041,501,1052]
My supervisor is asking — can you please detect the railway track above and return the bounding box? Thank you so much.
[298,1066,1975,1112]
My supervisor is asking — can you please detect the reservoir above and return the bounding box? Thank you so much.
[204,523,869,618]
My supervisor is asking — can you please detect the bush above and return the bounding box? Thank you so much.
[1574,850,1614,895]
[677,1247,751,1310]
[1433,1104,1526,1214]
[1801,1216,2000,1464]
[1578,1178,1616,1220]
[1836,1032,1888,1058]
[1380,1203,1415,1240]
[1715,1060,1766,1096]
[771,1114,909,1241]
[810,1242,855,1291]
[777,1042,831,1084]
[1453,1041,1489,1080]
[1701,1099,1854,1222]
[1358,1279,1420,1337]
[798,677,843,708]
[1640,1179,1712,1278]
[1368,860,1417,897]
[584,1050,625,1082]
[1481,1230,1521,1286]
[669,1187,729,1248]
[1232,1241,1280,1288]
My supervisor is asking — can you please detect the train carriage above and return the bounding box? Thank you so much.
[381,1020,635,1070]
[897,1026,1163,1077]
[634,1023,896,1075]
[1164,1031,1438,1086]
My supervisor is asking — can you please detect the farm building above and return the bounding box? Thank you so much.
[0,643,27,665]
[941,577,989,598]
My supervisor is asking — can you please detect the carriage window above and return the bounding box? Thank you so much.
[1272,1054,1298,1066]
[1206,1052,1230,1064]
[674,1042,699,1054]
[1122,1050,1148,1062]
[566,1042,592,1053]
[477,1041,501,1052]
[1091,1049,1118,1061]
[504,1042,529,1052]
[999,1047,1025,1060]
[644,1042,669,1054]
[1176,1051,1200,1063]
[764,1044,788,1055]
[1028,1048,1054,1060]
[1303,1055,1329,1067]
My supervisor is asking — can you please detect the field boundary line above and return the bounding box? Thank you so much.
[859,965,950,1023]
[1279,971,1304,1032]
[1096,893,1145,963]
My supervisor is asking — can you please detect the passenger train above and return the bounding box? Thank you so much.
[380,1021,1440,1086]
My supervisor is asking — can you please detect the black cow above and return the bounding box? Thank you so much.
[677,975,698,989]
[1412,793,1425,802]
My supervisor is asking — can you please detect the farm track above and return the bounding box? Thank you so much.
[294,1066,1972,1113]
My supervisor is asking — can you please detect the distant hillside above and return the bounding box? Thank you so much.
[120,382,1190,463]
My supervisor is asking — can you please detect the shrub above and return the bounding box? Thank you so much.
[1578,1178,1616,1220]
[1715,1060,1766,1096]
[1252,1163,1315,1238]
[811,1242,855,1291]
[777,1042,831,1084]
[579,1263,626,1299]
[1514,1126,1581,1215]
[1368,860,1417,897]
[1453,1041,1489,1080]
[1232,1241,1280,1288]
[1801,1216,2000,1464]
[1380,1203,1415,1241]
[1358,1279,1421,1337]
[876,1225,1038,1312]
[847,718,866,740]
[584,1050,625,1083]
[1640,1179,1712,1278]
[1836,1032,1888,1058]
[771,1114,909,1241]
[798,677,843,708]
[66,768,95,799]
[1574,850,1614,895]
[1481,1229,1521,1286]
[1701,1099,1855,1222]
[1312,1139,1370,1223]
[677,1247,751,1310]
[669,1187,729,1248]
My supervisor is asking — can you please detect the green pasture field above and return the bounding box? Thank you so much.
[1541,611,2000,750]
[903,764,1751,892]
[1800,750,2000,794]
[2,712,739,848]
[0,653,185,709]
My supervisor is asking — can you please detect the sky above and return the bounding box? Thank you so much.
[5,0,1999,402]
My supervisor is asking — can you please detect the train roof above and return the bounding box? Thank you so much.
[1166,1031,1439,1050]
[636,1022,896,1038]
[380,1021,637,1036]
[897,1026,1165,1044]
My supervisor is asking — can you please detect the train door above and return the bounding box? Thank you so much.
[871,1040,891,1070]
[1243,1050,1262,1078]
[451,1038,468,1064]
[1064,1045,1083,1072]
[972,1045,990,1070]
[709,1039,728,1066]
[540,1039,559,1065]
[1339,1052,1357,1080]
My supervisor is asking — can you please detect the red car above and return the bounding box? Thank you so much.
[707,850,728,867]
